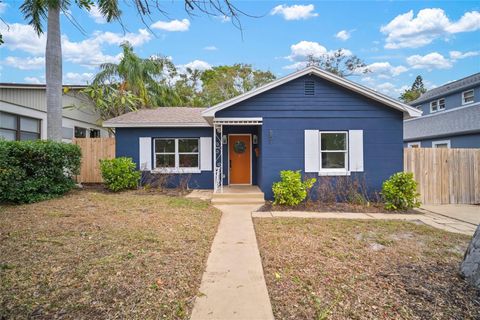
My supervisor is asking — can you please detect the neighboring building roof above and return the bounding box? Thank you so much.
[0,83,87,90]
[411,73,480,105]
[202,66,422,119]
[103,107,210,127]
[404,102,480,141]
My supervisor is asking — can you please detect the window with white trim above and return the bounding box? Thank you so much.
[154,138,199,171]
[319,131,348,172]
[0,111,41,141]
[407,142,421,148]
[430,98,445,113]
[432,140,450,148]
[462,89,474,105]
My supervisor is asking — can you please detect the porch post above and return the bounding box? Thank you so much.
[213,123,223,193]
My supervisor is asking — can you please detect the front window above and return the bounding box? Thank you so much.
[154,138,199,171]
[0,111,41,141]
[462,90,474,104]
[320,132,348,171]
[74,126,87,138]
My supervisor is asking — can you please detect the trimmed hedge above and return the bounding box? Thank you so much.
[100,157,140,192]
[0,140,81,203]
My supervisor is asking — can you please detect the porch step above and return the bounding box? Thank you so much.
[211,186,265,205]
[211,197,265,205]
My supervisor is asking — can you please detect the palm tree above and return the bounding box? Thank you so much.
[93,42,180,107]
[20,0,245,141]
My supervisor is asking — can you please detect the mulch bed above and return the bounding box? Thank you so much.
[258,201,418,214]
[254,218,479,320]
[0,189,220,319]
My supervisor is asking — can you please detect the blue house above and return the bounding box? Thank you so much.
[404,72,480,148]
[104,67,420,199]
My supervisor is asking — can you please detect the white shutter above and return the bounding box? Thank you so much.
[200,137,212,171]
[139,137,152,171]
[349,130,364,172]
[304,130,319,173]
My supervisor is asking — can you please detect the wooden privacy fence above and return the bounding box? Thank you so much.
[73,138,115,183]
[404,148,480,205]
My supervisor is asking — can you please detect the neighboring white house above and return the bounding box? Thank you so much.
[0,83,109,142]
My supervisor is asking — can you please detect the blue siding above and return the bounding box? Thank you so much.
[413,85,480,115]
[218,75,404,199]
[404,132,480,148]
[115,127,214,189]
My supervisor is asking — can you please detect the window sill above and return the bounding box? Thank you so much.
[152,168,201,174]
[318,170,350,176]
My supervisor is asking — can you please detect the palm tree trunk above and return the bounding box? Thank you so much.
[46,5,62,141]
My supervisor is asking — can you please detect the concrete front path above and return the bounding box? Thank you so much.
[252,210,477,235]
[190,204,274,320]
[419,204,480,225]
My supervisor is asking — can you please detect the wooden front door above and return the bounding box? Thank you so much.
[229,135,251,184]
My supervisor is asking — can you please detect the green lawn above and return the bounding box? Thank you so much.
[254,218,479,320]
[1,190,221,319]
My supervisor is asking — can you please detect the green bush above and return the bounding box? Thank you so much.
[273,170,316,206]
[381,172,421,211]
[100,157,141,192]
[0,140,81,204]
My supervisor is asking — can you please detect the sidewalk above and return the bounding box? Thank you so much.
[252,210,477,235]
[418,204,480,225]
[190,204,274,320]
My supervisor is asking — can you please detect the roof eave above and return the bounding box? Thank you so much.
[102,122,211,128]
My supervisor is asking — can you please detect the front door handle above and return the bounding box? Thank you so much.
[229,160,232,169]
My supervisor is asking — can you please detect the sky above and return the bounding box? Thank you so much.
[0,0,479,98]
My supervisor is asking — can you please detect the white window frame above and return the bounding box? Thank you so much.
[407,141,421,148]
[319,131,349,175]
[462,89,474,105]
[153,138,201,173]
[432,140,451,149]
[430,98,445,113]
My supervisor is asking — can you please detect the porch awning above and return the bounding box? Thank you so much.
[213,117,263,126]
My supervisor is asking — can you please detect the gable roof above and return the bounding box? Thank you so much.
[202,66,422,119]
[103,107,209,127]
[411,72,480,105]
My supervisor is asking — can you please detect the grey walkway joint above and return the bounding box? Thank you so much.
[191,204,274,320]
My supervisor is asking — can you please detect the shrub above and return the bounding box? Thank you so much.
[100,157,141,192]
[381,172,421,211]
[272,170,316,206]
[0,140,81,204]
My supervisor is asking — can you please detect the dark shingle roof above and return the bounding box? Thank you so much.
[103,107,210,127]
[404,103,480,140]
[411,73,480,105]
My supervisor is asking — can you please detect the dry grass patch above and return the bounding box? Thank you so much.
[254,218,479,320]
[0,190,221,319]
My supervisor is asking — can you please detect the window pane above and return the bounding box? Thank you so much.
[322,152,346,169]
[434,143,448,148]
[62,127,74,139]
[464,90,474,103]
[439,99,445,109]
[20,132,40,141]
[178,139,199,152]
[90,129,101,138]
[156,154,175,167]
[179,154,199,168]
[155,139,175,153]
[74,127,87,138]
[0,113,17,130]
[321,133,346,151]
[0,129,16,141]
[20,117,39,132]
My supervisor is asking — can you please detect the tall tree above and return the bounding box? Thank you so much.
[399,75,427,103]
[306,49,369,77]
[20,0,246,141]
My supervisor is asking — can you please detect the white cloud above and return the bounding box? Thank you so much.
[286,41,328,61]
[271,4,318,20]
[182,60,211,71]
[24,77,42,84]
[0,23,46,55]
[204,46,218,51]
[283,61,309,70]
[366,62,408,77]
[449,50,479,60]
[0,2,7,14]
[151,19,190,32]
[381,8,480,49]
[215,15,231,23]
[88,5,106,24]
[335,30,351,41]
[64,72,94,84]
[406,52,453,70]
[4,56,45,70]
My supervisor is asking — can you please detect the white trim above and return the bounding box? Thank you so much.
[139,137,152,171]
[153,138,200,172]
[319,131,349,175]
[200,137,213,171]
[213,117,263,126]
[152,168,201,174]
[429,98,445,113]
[462,89,475,105]
[348,130,364,172]
[319,170,351,176]
[228,134,252,185]
[432,140,451,148]
[304,130,320,173]
[407,141,421,148]
[103,122,210,128]
[202,66,422,119]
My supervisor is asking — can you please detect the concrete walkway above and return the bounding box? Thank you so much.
[190,204,274,320]
[252,210,477,235]
[419,204,480,225]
